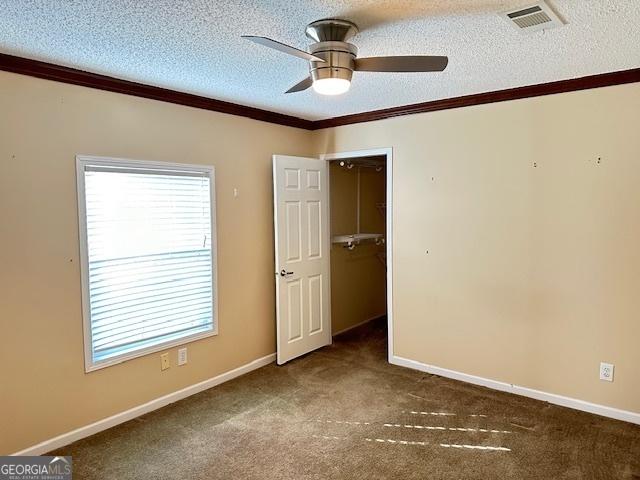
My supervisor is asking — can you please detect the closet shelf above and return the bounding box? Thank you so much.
[332,233,385,249]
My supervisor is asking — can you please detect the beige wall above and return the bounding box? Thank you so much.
[2,70,639,454]
[329,162,386,334]
[313,83,640,415]
[0,71,312,454]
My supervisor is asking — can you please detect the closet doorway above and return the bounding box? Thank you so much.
[272,148,393,364]
[323,148,393,362]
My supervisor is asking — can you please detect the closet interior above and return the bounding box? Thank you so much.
[329,155,387,335]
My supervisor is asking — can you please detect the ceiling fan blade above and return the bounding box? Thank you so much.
[241,36,325,63]
[285,76,313,94]
[354,56,448,72]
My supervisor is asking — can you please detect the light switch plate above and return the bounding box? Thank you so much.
[161,352,170,371]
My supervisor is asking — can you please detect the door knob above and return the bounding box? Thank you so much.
[280,269,294,277]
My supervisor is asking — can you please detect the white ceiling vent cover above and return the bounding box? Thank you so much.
[501,1,565,33]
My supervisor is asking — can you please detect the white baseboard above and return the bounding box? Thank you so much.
[390,355,640,426]
[333,314,385,337]
[15,350,636,456]
[12,353,276,456]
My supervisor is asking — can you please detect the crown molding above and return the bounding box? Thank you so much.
[311,68,640,129]
[1,53,638,131]
[0,52,314,130]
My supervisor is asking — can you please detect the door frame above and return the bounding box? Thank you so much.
[320,148,394,362]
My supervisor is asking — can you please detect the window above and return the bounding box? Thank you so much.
[76,156,217,371]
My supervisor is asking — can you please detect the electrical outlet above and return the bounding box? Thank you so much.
[599,362,614,382]
[178,347,188,366]
[160,352,170,371]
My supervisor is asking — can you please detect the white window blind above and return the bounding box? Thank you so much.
[77,157,216,370]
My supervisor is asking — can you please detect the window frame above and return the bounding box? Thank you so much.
[76,155,218,372]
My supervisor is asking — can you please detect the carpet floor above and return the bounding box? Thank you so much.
[51,318,640,479]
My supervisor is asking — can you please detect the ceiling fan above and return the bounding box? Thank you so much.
[242,18,448,96]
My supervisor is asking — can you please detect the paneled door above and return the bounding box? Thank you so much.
[273,155,331,364]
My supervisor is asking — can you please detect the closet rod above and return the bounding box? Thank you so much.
[338,160,384,171]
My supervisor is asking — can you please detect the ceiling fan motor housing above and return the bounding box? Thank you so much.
[309,41,357,84]
[305,19,359,85]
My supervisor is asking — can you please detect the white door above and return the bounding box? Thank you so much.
[273,155,331,364]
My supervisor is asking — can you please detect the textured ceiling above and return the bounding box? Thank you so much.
[1,1,639,120]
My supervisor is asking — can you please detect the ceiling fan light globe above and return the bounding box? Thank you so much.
[313,78,351,96]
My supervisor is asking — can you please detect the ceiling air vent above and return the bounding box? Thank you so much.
[501,1,564,33]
